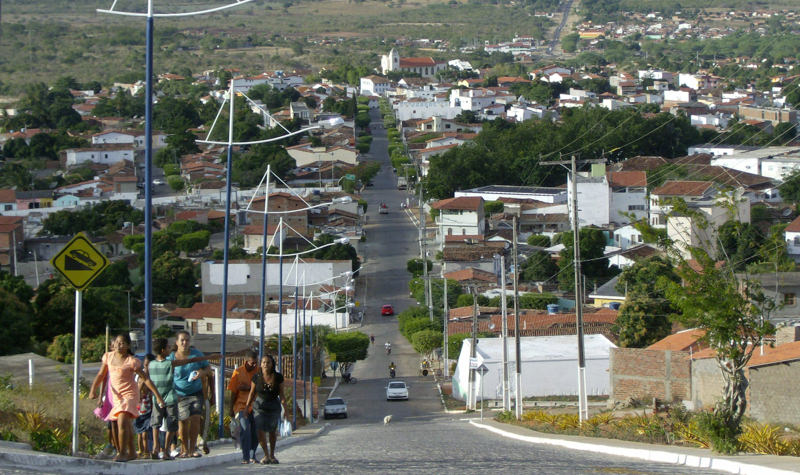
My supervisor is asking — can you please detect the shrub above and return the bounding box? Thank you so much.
[696,411,741,454]
[518,292,558,309]
[46,334,106,363]
[527,234,551,247]
[739,423,789,455]
[401,317,435,340]
[411,329,442,355]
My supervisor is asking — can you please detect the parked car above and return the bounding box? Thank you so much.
[379,202,388,214]
[381,304,394,316]
[386,381,409,400]
[323,397,348,419]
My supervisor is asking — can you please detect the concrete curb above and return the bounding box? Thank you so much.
[469,420,800,475]
[0,426,329,475]
[432,373,464,415]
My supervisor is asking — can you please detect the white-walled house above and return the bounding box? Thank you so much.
[785,215,800,262]
[569,174,610,227]
[608,171,648,224]
[92,130,167,149]
[394,98,459,122]
[285,144,358,168]
[708,146,800,181]
[613,225,644,250]
[449,88,513,112]
[359,75,391,96]
[667,193,750,260]
[62,146,135,167]
[649,180,716,228]
[431,196,485,248]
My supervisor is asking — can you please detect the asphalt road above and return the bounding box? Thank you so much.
[195,107,727,474]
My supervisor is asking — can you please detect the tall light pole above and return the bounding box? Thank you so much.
[501,254,510,411]
[257,165,272,361]
[98,0,255,359]
[513,216,522,420]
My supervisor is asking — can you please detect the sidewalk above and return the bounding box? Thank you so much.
[0,424,328,474]
[469,418,800,475]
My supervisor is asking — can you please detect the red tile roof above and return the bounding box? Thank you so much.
[431,196,483,211]
[608,171,647,188]
[651,180,713,197]
[648,329,707,352]
[0,216,23,225]
[0,189,16,203]
[693,340,800,368]
[786,215,800,233]
[241,224,280,235]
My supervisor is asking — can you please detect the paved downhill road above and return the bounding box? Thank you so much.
[198,414,723,474]
[195,106,727,475]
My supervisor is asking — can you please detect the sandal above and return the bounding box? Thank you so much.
[270,456,279,464]
[192,452,202,458]
[177,453,190,459]
[241,459,252,464]
[162,451,173,461]
[260,456,271,464]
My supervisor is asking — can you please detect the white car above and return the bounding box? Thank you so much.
[152,179,165,185]
[323,397,348,419]
[386,381,409,400]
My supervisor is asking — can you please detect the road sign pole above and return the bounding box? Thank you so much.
[71,290,82,455]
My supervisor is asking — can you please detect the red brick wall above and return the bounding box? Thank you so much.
[610,348,691,403]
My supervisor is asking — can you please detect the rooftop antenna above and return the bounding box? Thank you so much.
[97,0,254,443]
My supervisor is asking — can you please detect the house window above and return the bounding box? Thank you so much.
[206,323,213,331]
[628,205,645,211]
[794,236,800,246]
[785,293,796,306]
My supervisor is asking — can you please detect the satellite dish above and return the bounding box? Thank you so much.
[782,208,793,218]
[488,323,496,330]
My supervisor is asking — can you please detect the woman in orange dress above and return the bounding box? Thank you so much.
[90,333,164,462]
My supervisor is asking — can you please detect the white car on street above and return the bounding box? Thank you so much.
[386,381,409,400]
[323,397,348,419]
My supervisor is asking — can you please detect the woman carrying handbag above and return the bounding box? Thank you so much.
[245,354,290,464]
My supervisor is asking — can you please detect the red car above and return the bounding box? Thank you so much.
[381,304,394,316]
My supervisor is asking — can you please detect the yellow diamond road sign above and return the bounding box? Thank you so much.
[50,233,110,291]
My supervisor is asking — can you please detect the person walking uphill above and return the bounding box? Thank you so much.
[245,354,289,465]
[169,331,210,458]
[89,334,165,463]
[229,350,259,464]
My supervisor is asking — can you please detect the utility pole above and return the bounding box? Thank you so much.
[541,156,604,423]
[418,164,433,322]
[442,263,449,378]
[513,215,522,419]
[500,254,510,412]
[468,287,478,410]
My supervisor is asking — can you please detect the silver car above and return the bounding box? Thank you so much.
[323,397,348,419]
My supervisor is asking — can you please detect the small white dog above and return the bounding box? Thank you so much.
[383,415,393,425]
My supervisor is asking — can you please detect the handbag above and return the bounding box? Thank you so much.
[279,419,292,438]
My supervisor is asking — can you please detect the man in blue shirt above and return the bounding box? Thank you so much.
[168,331,210,458]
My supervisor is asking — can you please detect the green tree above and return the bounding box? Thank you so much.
[406,258,433,277]
[0,288,33,355]
[176,230,211,254]
[613,294,672,348]
[526,234,551,247]
[412,329,443,356]
[562,33,579,53]
[323,331,369,375]
[484,201,503,215]
[455,293,489,307]
[558,228,613,291]
[447,333,471,360]
[518,292,558,309]
[778,169,800,205]
[151,252,198,304]
[520,250,559,282]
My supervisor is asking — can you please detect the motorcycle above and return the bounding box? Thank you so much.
[389,368,396,378]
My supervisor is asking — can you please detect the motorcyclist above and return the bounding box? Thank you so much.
[385,341,391,354]
[389,362,395,371]
[389,362,396,378]
[370,334,375,345]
